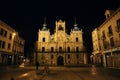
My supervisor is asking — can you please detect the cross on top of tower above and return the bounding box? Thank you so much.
[43,17,47,27]
[74,16,78,27]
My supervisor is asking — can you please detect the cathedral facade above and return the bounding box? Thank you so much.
[35,19,87,66]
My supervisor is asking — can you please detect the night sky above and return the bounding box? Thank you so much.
[0,0,120,57]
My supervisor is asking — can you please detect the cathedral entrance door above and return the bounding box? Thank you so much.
[57,56,64,66]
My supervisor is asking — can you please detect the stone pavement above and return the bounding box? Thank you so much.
[0,66,38,80]
[1,65,120,80]
[36,66,120,80]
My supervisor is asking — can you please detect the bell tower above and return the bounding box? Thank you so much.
[55,19,66,33]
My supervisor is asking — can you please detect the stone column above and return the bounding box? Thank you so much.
[103,54,107,67]
[12,55,14,65]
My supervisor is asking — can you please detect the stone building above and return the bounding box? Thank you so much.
[35,19,87,66]
[92,28,102,65]
[0,20,25,65]
[92,7,120,68]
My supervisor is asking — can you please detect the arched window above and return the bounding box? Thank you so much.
[42,37,45,42]
[51,47,54,52]
[76,37,78,42]
[51,54,54,59]
[67,47,70,52]
[58,25,63,30]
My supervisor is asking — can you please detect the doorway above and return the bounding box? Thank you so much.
[57,56,64,66]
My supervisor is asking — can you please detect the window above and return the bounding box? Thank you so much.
[2,41,5,48]
[76,37,78,42]
[7,43,11,50]
[0,28,7,37]
[102,30,106,39]
[42,37,45,42]
[0,40,5,49]
[51,55,54,59]
[42,47,45,52]
[116,18,120,30]
[99,45,101,50]
[4,31,7,37]
[76,47,79,52]
[103,40,108,49]
[107,14,110,18]
[59,47,62,52]
[51,47,54,52]
[67,47,70,52]
[68,54,70,59]
[108,25,113,34]
[110,37,114,47]
[9,33,12,40]
[58,25,63,30]
[0,28,3,36]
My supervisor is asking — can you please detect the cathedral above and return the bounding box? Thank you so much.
[34,18,87,66]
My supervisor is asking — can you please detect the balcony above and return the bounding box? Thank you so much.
[103,40,120,50]
[37,49,84,53]
[115,26,120,32]
[114,40,120,47]
[107,32,113,37]
[101,35,106,40]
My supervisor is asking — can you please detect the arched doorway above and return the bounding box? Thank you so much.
[57,56,64,66]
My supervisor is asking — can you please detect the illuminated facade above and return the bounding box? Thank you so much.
[92,8,120,68]
[92,28,102,65]
[0,20,25,65]
[35,19,87,66]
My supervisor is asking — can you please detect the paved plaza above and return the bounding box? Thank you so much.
[0,65,120,80]
[37,66,120,80]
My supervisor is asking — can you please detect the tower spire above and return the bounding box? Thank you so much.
[74,16,78,27]
[43,17,47,27]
